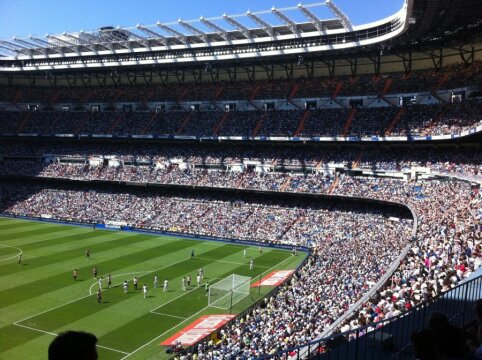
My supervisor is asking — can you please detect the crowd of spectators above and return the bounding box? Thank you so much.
[0,180,413,358]
[1,151,481,358]
[330,176,481,336]
[0,183,409,248]
[0,99,481,138]
[3,140,482,187]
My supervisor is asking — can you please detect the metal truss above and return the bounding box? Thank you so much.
[246,11,275,38]
[0,1,349,57]
[271,7,299,34]
[325,0,353,31]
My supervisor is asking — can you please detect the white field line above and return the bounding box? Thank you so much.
[0,244,22,262]
[120,303,211,360]
[149,287,199,313]
[86,249,220,295]
[12,323,129,355]
[14,292,94,325]
[121,253,297,359]
[150,312,187,320]
[96,345,130,355]
[196,256,271,268]
[15,248,230,324]
[13,322,57,336]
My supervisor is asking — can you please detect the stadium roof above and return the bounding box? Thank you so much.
[0,2,351,57]
[400,0,482,44]
[0,0,480,75]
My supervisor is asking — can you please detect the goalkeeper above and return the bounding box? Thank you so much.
[204,281,209,296]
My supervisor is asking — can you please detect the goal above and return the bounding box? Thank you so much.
[208,274,251,309]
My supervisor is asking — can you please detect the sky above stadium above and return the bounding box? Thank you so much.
[0,0,405,39]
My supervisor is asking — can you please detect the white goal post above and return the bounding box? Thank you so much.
[208,274,251,309]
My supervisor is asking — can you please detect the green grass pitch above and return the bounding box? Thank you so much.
[0,217,306,360]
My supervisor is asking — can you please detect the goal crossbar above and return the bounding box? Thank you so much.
[208,274,251,309]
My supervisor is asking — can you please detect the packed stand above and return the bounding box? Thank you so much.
[1,99,481,138]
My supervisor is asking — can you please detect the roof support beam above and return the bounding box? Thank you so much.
[0,44,18,55]
[0,40,30,55]
[136,25,167,45]
[246,11,274,37]
[271,7,298,34]
[200,17,229,41]
[297,4,325,32]
[13,37,41,52]
[46,35,80,54]
[222,14,251,39]
[29,36,61,54]
[121,29,151,50]
[325,0,353,31]
[76,31,111,51]
[178,19,208,43]
[157,22,187,44]
[62,33,98,52]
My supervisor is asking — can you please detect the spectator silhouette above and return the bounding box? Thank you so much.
[48,330,98,360]
[428,312,471,359]
[411,329,434,360]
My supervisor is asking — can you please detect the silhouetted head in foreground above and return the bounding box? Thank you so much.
[48,330,98,360]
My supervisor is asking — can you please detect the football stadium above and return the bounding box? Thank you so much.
[0,0,481,359]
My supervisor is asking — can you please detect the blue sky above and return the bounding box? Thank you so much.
[0,0,404,39]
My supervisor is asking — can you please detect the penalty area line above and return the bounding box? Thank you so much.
[150,312,187,320]
[12,322,129,355]
[120,302,213,360]
[122,257,297,359]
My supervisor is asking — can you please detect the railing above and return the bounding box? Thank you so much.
[256,272,482,360]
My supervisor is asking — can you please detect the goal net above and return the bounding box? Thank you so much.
[208,274,251,309]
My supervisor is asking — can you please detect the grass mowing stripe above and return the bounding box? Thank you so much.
[0,244,21,261]
[116,253,292,360]
[101,313,181,354]
[0,226,78,241]
[0,324,46,354]
[0,218,306,360]
[0,238,198,309]
[16,245,237,331]
[98,252,289,353]
[12,246,239,339]
[0,241,198,308]
[1,229,102,251]
[0,221,45,231]
[12,323,130,355]
[0,233,159,277]
[0,228,92,248]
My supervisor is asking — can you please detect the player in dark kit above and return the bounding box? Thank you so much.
[191,249,195,259]
[92,266,97,278]
[73,269,78,281]
[107,274,112,288]
[96,289,102,303]
[85,249,90,259]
